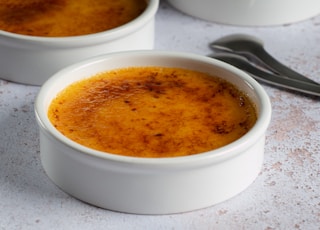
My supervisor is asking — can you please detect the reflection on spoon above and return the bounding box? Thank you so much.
[210,34,320,86]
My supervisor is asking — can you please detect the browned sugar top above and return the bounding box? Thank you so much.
[48,67,257,158]
[0,0,147,37]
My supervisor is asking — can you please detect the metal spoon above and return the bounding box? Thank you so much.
[209,53,320,97]
[210,34,320,86]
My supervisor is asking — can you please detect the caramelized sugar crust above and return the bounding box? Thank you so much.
[48,67,257,158]
[0,0,147,37]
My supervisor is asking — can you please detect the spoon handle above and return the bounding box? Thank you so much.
[210,34,320,86]
[210,53,320,97]
[248,46,320,86]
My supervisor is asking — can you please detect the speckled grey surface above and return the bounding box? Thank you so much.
[1,1,320,229]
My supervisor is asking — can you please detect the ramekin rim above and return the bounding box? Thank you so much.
[0,0,159,45]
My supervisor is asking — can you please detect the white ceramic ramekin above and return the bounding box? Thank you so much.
[167,0,320,26]
[0,0,158,86]
[35,51,272,215]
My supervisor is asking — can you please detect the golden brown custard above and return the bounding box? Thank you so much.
[0,0,147,37]
[48,67,257,158]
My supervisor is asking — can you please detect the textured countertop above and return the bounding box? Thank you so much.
[1,1,320,229]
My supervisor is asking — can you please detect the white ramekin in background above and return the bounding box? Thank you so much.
[0,0,158,85]
[35,51,272,214]
[167,0,320,26]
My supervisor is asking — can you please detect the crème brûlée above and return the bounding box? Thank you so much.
[48,67,257,158]
[0,0,147,37]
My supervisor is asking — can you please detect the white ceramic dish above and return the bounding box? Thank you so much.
[0,0,158,86]
[167,0,320,26]
[35,51,272,214]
